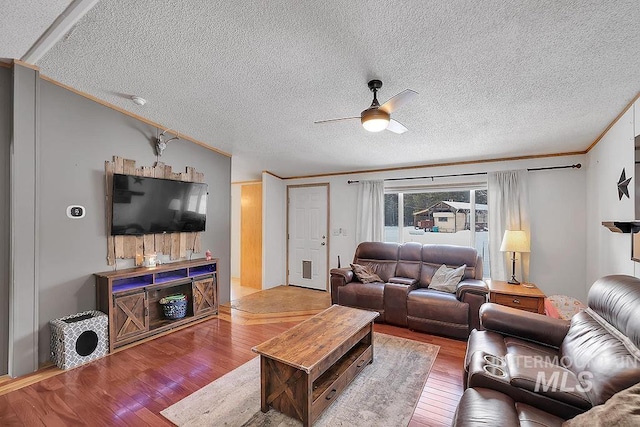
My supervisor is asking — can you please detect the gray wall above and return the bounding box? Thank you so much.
[0,67,11,375]
[32,80,231,365]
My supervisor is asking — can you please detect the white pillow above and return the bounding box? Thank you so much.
[428,264,466,293]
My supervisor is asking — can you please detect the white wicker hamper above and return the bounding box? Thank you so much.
[49,310,108,369]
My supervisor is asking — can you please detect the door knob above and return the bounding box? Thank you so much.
[321,242,326,246]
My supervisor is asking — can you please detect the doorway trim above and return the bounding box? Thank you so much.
[286,183,330,291]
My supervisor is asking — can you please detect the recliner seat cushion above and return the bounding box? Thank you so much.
[453,387,566,427]
[407,289,470,338]
[336,281,385,312]
[505,353,592,409]
[407,289,469,325]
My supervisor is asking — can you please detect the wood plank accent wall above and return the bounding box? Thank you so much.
[240,183,262,288]
[104,156,204,266]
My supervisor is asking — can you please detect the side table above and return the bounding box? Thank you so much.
[486,279,546,314]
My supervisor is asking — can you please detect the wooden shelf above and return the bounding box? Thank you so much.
[112,280,151,294]
[149,316,195,331]
[189,264,216,277]
[312,341,369,401]
[155,273,188,284]
[95,258,218,352]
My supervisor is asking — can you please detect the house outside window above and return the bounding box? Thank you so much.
[384,188,490,277]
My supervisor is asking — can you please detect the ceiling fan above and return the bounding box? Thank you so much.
[314,80,418,134]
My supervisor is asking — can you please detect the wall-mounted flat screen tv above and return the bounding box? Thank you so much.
[111,173,207,235]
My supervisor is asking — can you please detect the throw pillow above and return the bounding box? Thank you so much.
[350,263,383,284]
[428,264,466,293]
[563,382,640,426]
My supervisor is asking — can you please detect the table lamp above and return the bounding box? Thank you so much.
[500,230,530,284]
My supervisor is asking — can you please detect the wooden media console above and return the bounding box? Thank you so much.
[95,258,218,352]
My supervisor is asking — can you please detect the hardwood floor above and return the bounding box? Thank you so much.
[230,277,261,300]
[0,288,466,426]
[379,324,466,427]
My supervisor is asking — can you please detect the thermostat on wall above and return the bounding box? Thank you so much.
[66,205,86,219]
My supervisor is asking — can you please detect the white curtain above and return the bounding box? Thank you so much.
[356,180,385,243]
[488,170,531,282]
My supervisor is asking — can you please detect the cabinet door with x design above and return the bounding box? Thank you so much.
[193,277,217,316]
[113,291,149,342]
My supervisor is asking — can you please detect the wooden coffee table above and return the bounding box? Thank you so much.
[252,304,379,426]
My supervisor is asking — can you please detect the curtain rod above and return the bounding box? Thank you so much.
[346,163,581,184]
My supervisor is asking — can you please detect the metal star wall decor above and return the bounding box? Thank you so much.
[618,168,632,200]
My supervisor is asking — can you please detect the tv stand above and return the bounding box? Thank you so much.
[95,258,218,352]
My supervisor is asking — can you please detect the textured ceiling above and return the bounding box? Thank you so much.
[0,0,71,59]
[8,1,640,180]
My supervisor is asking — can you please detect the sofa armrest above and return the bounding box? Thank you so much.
[330,267,355,304]
[480,303,571,348]
[384,282,418,326]
[457,279,489,331]
[456,279,489,300]
[330,267,354,283]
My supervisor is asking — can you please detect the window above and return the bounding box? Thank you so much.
[384,188,490,277]
[384,193,400,242]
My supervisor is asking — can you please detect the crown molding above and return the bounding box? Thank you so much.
[279,151,586,180]
[585,92,640,153]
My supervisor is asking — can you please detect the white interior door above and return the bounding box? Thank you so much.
[287,185,328,290]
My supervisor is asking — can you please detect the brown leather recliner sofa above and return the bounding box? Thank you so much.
[453,274,640,426]
[329,241,488,339]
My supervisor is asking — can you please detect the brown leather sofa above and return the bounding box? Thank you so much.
[330,241,488,339]
[453,274,640,425]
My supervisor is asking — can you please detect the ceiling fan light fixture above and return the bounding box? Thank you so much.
[361,108,390,132]
[315,79,416,134]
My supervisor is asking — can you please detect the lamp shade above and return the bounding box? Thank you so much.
[500,230,530,253]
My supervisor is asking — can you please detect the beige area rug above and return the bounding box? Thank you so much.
[161,333,439,426]
[230,285,331,314]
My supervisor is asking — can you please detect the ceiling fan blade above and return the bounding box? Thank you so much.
[386,118,408,134]
[379,89,418,114]
[314,117,360,124]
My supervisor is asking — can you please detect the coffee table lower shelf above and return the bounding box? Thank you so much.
[260,338,373,426]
